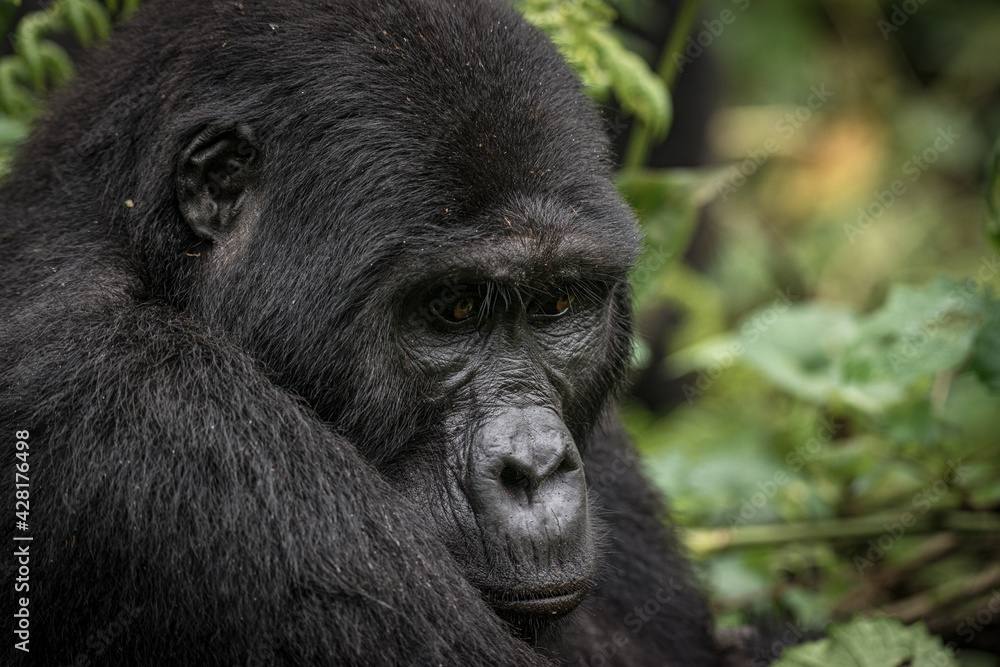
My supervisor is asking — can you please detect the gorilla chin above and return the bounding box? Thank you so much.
[481,559,595,621]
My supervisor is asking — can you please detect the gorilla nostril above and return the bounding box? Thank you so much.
[473,408,585,509]
[499,462,535,497]
[557,452,580,474]
[497,447,577,503]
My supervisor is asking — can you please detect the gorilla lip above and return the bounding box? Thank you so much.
[487,586,588,616]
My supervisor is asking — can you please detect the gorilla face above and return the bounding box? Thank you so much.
[393,242,631,618]
[174,0,639,623]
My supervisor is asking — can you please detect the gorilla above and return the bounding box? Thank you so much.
[0,0,732,664]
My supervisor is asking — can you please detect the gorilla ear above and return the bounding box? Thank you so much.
[176,123,260,242]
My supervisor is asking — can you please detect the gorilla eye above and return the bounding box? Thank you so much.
[431,292,480,324]
[531,292,575,317]
[452,297,475,321]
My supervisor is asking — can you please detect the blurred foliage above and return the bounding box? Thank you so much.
[515,0,672,140]
[0,0,137,176]
[675,279,995,414]
[606,0,1000,660]
[776,616,959,667]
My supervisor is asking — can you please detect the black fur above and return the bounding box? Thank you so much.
[1,1,725,664]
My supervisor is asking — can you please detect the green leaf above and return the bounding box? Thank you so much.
[106,0,140,20]
[844,278,985,392]
[37,41,74,86]
[718,280,990,413]
[75,0,112,43]
[0,0,120,119]
[119,0,141,21]
[0,59,35,116]
[15,10,52,91]
[517,0,670,137]
[730,303,858,407]
[64,0,93,47]
[775,617,957,667]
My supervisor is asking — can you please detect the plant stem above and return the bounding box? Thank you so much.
[622,0,703,170]
[684,511,1000,556]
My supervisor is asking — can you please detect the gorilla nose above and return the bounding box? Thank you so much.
[468,406,587,531]
[495,427,579,504]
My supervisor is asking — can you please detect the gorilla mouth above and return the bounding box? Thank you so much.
[487,585,588,617]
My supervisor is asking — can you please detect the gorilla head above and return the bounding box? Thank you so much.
[160,0,640,621]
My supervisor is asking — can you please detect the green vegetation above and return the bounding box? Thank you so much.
[0,0,137,175]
